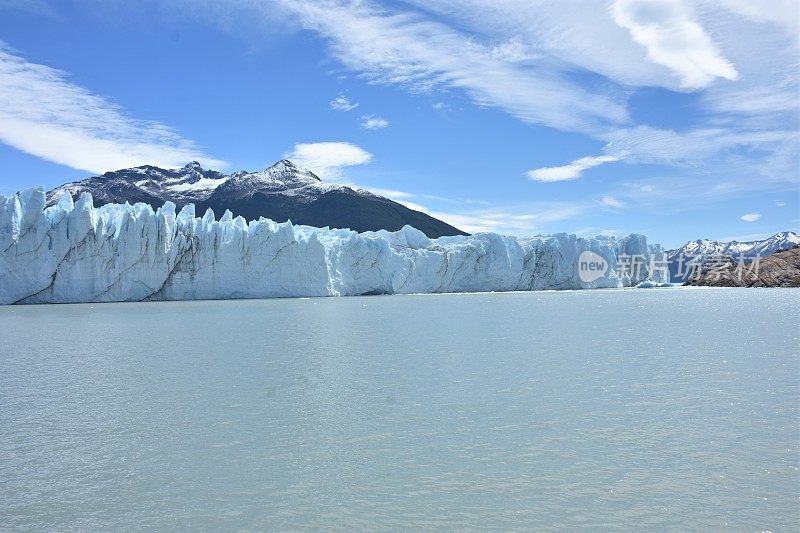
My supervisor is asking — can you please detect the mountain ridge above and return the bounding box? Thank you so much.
[45,160,467,238]
[665,231,799,282]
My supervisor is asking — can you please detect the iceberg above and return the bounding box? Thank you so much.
[0,188,668,304]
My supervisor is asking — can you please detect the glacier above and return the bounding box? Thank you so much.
[0,188,668,304]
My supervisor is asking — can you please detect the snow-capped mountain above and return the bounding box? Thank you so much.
[46,160,467,238]
[666,231,800,281]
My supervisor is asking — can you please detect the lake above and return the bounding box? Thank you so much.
[0,288,797,530]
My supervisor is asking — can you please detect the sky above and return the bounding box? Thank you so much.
[0,0,797,248]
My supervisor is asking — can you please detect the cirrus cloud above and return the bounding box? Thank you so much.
[279,0,628,134]
[361,115,389,130]
[330,93,359,111]
[0,44,224,173]
[598,195,626,208]
[527,155,620,182]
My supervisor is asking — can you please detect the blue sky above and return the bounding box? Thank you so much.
[0,0,797,248]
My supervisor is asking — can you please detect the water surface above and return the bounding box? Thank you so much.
[1,288,797,530]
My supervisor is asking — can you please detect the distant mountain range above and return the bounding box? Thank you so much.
[684,247,800,288]
[666,231,800,282]
[46,160,467,238]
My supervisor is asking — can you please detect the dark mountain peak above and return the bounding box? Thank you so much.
[263,159,322,182]
[184,161,203,170]
[273,159,296,169]
[45,159,468,238]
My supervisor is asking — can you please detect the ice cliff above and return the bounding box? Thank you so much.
[0,188,668,304]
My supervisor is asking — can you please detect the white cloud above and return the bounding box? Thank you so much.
[395,200,478,232]
[775,200,786,207]
[366,187,412,199]
[361,115,389,130]
[279,0,628,133]
[0,45,224,173]
[603,125,798,174]
[400,0,669,88]
[171,0,796,196]
[330,93,359,111]
[285,141,372,178]
[391,0,797,188]
[611,0,738,88]
[740,212,761,222]
[598,195,626,208]
[50,0,797,203]
[527,155,619,182]
[490,36,533,62]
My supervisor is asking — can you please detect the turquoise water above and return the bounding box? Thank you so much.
[1,288,797,530]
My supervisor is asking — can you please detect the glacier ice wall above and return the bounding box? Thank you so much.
[0,188,667,304]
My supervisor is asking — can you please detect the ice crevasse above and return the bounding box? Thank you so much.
[0,188,668,304]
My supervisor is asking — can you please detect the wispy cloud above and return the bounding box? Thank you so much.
[527,155,619,182]
[604,126,797,171]
[396,200,502,234]
[338,177,587,235]
[285,141,372,178]
[490,36,534,62]
[394,198,586,235]
[611,0,738,88]
[35,0,795,219]
[740,212,761,222]
[393,0,797,188]
[598,195,625,209]
[361,115,389,130]
[364,187,412,199]
[611,173,798,215]
[0,44,224,173]
[157,0,796,200]
[279,0,628,133]
[330,93,358,111]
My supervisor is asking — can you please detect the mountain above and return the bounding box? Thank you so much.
[2,187,667,304]
[666,231,800,282]
[45,160,467,238]
[684,248,800,288]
